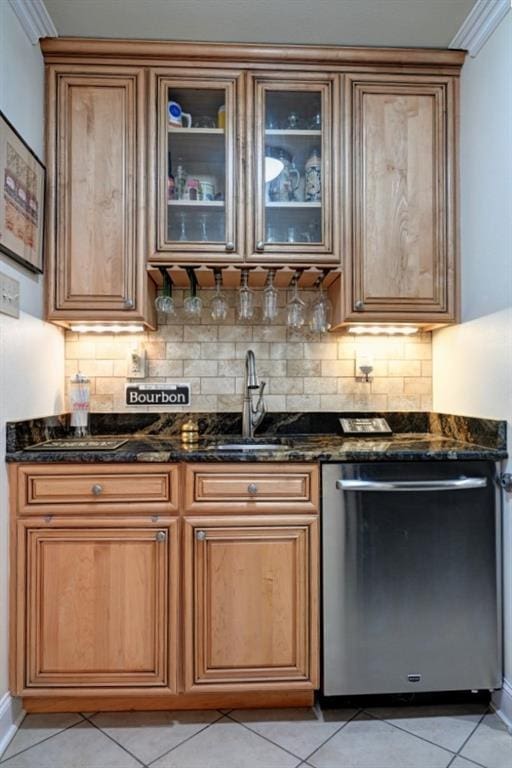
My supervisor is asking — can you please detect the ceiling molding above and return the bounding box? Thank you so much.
[450,0,510,56]
[8,0,58,44]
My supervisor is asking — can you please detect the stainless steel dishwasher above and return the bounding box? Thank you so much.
[322,461,502,696]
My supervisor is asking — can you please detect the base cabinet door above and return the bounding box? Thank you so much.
[184,516,318,691]
[22,524,176,691]
[342,74,457,323]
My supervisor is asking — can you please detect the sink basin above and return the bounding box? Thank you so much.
[213,441,292,452]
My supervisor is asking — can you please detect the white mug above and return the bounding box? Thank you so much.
[168,100,192,128]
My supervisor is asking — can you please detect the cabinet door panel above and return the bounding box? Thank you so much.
[184,516,318,691]
[149,69,243,261]
[25,527,172,688]
[50,68,145,316]
[346,75,456,321]
[247,72,338,263]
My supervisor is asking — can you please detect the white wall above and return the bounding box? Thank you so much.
[0,1,64,751]
[433,11,512,721]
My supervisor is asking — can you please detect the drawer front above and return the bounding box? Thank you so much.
[17,465,179,515]
[184,463,319,514]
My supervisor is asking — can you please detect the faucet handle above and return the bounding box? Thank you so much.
[253,380,267,429]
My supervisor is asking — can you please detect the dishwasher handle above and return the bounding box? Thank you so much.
[336,477,488,492]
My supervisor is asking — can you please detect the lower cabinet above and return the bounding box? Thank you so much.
[183,516,319,692]
[14,520,179,694]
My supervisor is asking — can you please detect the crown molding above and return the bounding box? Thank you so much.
[8,0,58,44]
[450,0,510,56]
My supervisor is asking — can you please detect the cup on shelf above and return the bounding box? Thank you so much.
[193,115,216,128]
[168,100,192,128]
[185,178,201,200]
[217,104,226,129]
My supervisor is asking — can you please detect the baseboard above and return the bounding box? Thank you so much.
[492,677,512,731]
[0,693,25,759]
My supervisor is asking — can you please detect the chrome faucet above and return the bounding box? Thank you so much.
[242,350,266,438]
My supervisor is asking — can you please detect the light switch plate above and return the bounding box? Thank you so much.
[127,343,147,379]
[0,272,20,318]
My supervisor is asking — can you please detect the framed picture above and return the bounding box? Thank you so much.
[0,111,45,273]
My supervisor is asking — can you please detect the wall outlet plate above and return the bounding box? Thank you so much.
[127,343,147,379]
[0,272,20,318]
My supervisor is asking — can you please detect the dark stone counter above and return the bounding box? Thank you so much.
[6,411,507,464]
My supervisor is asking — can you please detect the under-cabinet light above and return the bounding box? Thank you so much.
[348,325,418,336]
[70,324,145,334]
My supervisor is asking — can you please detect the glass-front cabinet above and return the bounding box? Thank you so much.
[247,74,337,262]
[151,72,243,260]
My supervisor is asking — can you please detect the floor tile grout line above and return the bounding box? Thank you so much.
[144,711,226,767]
[80,713,148,767]
[0,717,85,764]
[221,711,313,763]
[363,708,484,761]
[451,707,492,768]
[301,707,364,764]
[0,710,27,762]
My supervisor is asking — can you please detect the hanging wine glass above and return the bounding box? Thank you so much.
[183,269,203,318]
[154,268,175,316]
[211,272,229,321]
[238,269,255,321]
[262,269,279,323]
[286,276,306,330]
[309,281,332,334]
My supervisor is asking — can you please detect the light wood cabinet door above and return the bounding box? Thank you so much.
[149,69,244,261]
[247,72,338,263]
[23,524,176,691]
[47,66,151,322]
[342,74,457,323]
[184,516,319,692]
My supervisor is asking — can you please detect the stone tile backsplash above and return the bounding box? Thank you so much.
[65,289,432,413]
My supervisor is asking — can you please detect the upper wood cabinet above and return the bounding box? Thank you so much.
[149,70,244,261]
[46,65,155,326]
[246,73,337,263]
[331,74,458,325]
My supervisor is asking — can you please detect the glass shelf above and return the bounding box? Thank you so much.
[266,201,322,208]
[168,200,225,207]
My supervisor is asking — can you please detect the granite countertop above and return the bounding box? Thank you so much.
[7,432,507,463]
[6,411,507,464]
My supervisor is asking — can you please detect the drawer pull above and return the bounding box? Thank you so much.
[247,483,258,495]
[155,531,167,542]
[196,530,207,541]
[91,483,103,496]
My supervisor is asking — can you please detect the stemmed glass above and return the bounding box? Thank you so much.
[177,212,188,242]
[154,268,175,316]
[286,276,306,330]
[211,272,229,321]
[183,269,203,318]
[309,281,332,334]
[238,270,255,321]
[262,269,279,323]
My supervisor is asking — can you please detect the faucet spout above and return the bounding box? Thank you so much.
[242,350,266,438]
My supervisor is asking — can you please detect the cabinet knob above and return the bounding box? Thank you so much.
[91,483,103,496]
[256,240,265,252]
[156,531,167,542]
[196,530,207,541]
[247,483,258,495]
[124,298,134,309]
[354,300,364,311]
[225,241,235,252]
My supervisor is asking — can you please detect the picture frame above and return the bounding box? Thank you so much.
[0,111,45,274]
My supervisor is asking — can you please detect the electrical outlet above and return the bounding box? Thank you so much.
[127,343,147,379]
[0,272,20,318]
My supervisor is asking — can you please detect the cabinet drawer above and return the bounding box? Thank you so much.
[184,463,319,514]
[17,465,179,515]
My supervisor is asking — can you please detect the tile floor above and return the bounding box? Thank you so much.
[1,703,511,768]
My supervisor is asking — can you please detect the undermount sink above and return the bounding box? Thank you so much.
[213,441,292,452]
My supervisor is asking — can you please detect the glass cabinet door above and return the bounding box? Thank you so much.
[248,75,337,262]
[154,73,242,259]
